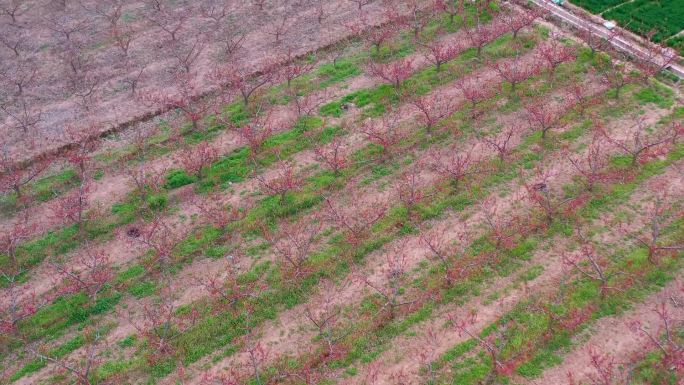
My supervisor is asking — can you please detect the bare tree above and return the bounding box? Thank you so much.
[0,0,31,23]
[263,219,321,279]
[597,117,679,167]
[145,6,189,42]
[0,152,49,201]
[357,240,418,320]
[305,279,349,358]
[323,196,386,247]
[27,326,105,385]
[562,228,620,298]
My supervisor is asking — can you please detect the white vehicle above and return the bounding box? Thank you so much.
[603,21,616,30]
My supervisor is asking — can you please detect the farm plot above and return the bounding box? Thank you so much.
[0,1,682,385]
[602,0,684,43]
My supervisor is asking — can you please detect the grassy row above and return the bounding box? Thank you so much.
[0,168,83,217]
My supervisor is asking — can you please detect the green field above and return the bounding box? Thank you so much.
[571,0,684,54]
[569,0,625,14]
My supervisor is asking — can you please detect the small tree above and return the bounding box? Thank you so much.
[169,33,207,74]
[629,301,683,373]
[1,96,43,136]
[255,160,304,202]
[51,181,90,233]
[289,88,327,118]
[264,15,291,46]
[175,142,219,179]
[232,110,275,158]
[574,346,624,385]
[566,135,608,192]
[0,0,30,23]
[194,263,262,311]
[536,35,576,79]
[525,98,558,139]
[394,165,426,219]
[479,196,519,250]
[390,0,432,39]
[366,57,414,92]
[314,137,349,176]
[490,55,540,93]
[140,73,213,132]
[409,92,454,132]
[416,328,443,382]
[597,57,636,100]
[455,75,490,117]
[620,185,683,264]
[192,192,247,230]
[0,213,34,266]
[111,21,137,55]
[64,124,100,179]
[596,118,680,167]
[501,6,543,39]
[242,337,270,385]
[566,83,591,117]
[349,0,373,11]
[344,15,396,54]
[359,113,404,162]
[522,167,574,223]
[450,311,511,376]
[634,32,677,81]
[128,285,199,362]
[1,58,37,96]
[1,267,43,336]
[323,197,386,247]
[304,279,348,358]
[357,240,417,320]
[463,20,503,58]
[478,124,518,164]
[280,49,314,88]
[49,245,112,301]
[419,38,462,72]
[562,229,619,298]
[122,62,146,96]
[212,61,277,106]
[28,326,104,385]
[128,164,166,206]
[129,215,186,274]
[262,219,321,279]
[430,144,483,190]
[0,153,49,202]
[576,28,618,57]
[433,0,466,25]
[419,225,472,286]
[144,6,189,42]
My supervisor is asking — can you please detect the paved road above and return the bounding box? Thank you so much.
[525,0,684,78]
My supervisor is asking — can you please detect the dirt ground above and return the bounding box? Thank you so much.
[1,0,391,161]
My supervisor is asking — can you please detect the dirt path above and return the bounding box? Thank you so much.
[4,0,399,161]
